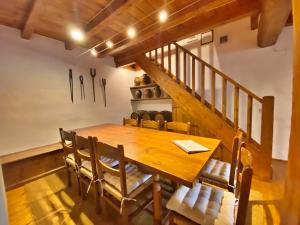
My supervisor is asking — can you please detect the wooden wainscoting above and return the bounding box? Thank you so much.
[0,143,64,191]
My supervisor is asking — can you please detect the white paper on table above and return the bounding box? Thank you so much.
[172,140,210,154]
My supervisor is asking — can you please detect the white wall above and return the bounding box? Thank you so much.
[0,25,137,156]
[163,17,292,160]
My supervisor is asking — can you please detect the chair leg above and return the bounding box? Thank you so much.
[94,182,101,214]
[169,211,176,225]
[66,165,72,187]
[77,175,82,196]
[100,198,109,221]
[120,201,129,225]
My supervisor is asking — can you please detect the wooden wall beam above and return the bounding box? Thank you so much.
[85,0,135,35]
[114,0,260,65]
[257,0,292,47]
[21,0,42,39]
[282,0,300,223]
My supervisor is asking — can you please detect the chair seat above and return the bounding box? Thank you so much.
[167,183,236,225]
[103,164,152,200]
[201,159,231,185]
[80,157,120,179]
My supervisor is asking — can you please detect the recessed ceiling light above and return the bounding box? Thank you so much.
[158,10,168,23]
[127,27,136,39]
[106,40,114,49]
[91,49,98,56]
[70,29,84,42]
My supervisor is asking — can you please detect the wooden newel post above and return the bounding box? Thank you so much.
[260,96,274,179]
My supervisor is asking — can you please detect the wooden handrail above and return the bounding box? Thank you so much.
[172,42,263,103]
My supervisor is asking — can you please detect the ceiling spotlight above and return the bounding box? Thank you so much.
[127,27,136,39]
[106,40,114,49]
[158,10,168,23]
[70,28,84,41]
[91,49,98,56]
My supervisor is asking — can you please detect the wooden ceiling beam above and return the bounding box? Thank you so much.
[114,0,260,66]
[21,0,42,39]
[257,0,291,47]
[102,0,232,57]
[85,0,135,35]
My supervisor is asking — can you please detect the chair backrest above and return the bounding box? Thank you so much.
[140,119,160,130]
[59,128,76,156]
[228,129,244,189]
[123,117,138,127]
[75,135,97,178]
[92,137,127,197]
[164,121,191,134]
[235,143,253,225]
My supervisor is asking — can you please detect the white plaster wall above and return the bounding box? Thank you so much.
[175,17,292,160]
[0,25,136,156]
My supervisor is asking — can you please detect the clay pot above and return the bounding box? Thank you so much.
[141,74,151,85]
[134,90,142,99]
[134,77,141,86]
[154,86,162,98]
[143,89,153,98]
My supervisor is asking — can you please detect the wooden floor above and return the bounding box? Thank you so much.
[6,160,286,225]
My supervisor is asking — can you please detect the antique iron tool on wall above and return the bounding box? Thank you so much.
[101,78,107,107]
[79,75,85,100]
[69,69,73,103]
[90,68,96,102]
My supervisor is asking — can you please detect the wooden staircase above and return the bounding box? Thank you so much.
[134,42,274,179]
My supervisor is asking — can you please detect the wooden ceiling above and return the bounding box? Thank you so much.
[0,0,291,65]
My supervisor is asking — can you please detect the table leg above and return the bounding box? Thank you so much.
[153,174,162,225]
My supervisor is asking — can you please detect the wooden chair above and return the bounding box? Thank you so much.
[91,138,153,225]
[59,128,81,194]
[140,119,160,130]
[200,130,243,191]
[167,143,253,225]
[164,121,191,134]
[74,135,119,213]
[123,117,138,127]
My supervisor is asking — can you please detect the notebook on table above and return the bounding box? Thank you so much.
[172,140,210,154]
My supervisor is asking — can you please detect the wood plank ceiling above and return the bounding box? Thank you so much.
[0,0,290,65]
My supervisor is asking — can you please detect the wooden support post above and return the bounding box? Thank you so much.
[247,95,253,141]
[168,44,171,76]
[183,52,187,87]
[222,78,227,120]
[283,0,300,221]
[155,49,158,64]
[201,63,205,103]
[176,45,179,82]
[260,96,274,179]
[149,51,152,60]
[251,13,259,30]
[192,57,196,96]
[234,86,240,129]
[161,46,164,68]
[211,71,216,112]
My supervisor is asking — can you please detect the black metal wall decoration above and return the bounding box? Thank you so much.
[69,69,73,103]
[79,75,85,100]
[90,68,97,102]
[101,78,107,107]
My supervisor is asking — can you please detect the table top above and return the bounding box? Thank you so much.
[74,124,221,187]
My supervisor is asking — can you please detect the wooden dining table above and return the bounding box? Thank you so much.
[74,124,221,225]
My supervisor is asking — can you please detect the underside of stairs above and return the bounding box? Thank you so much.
[134,43,274,179]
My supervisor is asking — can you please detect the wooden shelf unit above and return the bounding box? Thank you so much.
[130,82,170,101]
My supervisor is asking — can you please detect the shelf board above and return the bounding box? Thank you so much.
[130,83,157,89]
[130,97,171,102]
